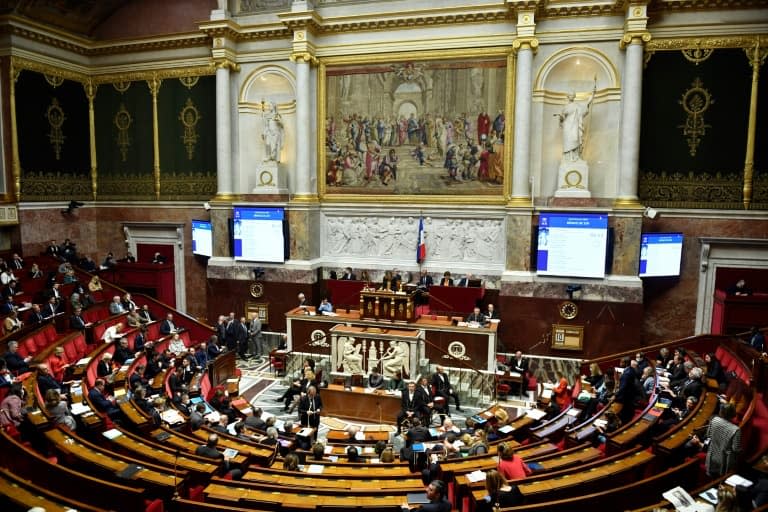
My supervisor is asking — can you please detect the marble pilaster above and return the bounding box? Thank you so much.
[510,43,535,203]
[215,64,233,196]
[610,214,643,276]
[294,59,312,196]
[505,211,533,272]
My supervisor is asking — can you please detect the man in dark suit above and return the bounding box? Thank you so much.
[410,479,451,512]
[46,239,62,259]
[139,305,155,323]
[298,385,322,439]
[508,351,528,374]
[340,267,356,280]
[88,378,121,419]
[465,307,485,324]
[397,381,427,427]
[615,357,638,424]
[27,304,45,325]
[456,273,475,287]
[70,306,88,331]
[417,270,433,288]
[42,296,60,319]
[431,365,462,413]
[484,303,500,320]
[160,313,179,335]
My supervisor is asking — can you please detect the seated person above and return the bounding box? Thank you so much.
[439,271,453,287]
[4,340,32,375]
[466,307,485,325]
[726,278,752,296]
[368,368,384,389]
[317,297,333,314]
[497,442,532,481]
[388,370,407,392]
[475,469,523,511]
[402,479,450,511]
[195,433,242,479]
[87,378,121,420]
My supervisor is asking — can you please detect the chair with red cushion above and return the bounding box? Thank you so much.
[22,338,38,357]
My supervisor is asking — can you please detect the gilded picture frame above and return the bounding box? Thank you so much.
[318,49,514,203]
[551,324,584,351]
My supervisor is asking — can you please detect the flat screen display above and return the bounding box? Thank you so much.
[536,213,609,278]
[191,220,213,257]
[639,232,683,277]
[233,207,286,263]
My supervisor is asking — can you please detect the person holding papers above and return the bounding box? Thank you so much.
[101,322,125,344]
[160,313,179,335]
[298,385,322,435]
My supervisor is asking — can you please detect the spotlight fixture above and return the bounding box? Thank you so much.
[566,284,582,300]
[61,200,84,215]
[203,202,211,211]
[643,207,658,220]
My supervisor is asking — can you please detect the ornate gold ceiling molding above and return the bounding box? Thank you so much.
[646,35,765,51]
[11,56,215,85]
[648,0,768,11]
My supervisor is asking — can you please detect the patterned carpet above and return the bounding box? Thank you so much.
[235,356,483,442]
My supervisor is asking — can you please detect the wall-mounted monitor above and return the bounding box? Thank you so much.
[536,213,609,279]
[232,206,286,263]
[639,232,683,278]
[191,219,213,257]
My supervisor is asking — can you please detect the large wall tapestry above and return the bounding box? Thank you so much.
[321,52,510,198]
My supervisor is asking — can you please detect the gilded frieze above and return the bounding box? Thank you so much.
[159,172,217,200]
[638,170,750,208]
[22,172,91,201]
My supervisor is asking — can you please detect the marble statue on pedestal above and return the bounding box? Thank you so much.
[555,81,596,198]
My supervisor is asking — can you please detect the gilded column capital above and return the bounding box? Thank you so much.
[620,31,651,50]
[214,58,241,72]
[289,52,318,66]
[512,37,539,53]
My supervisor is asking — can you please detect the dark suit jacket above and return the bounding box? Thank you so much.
[401,390,426,415]
[418,499,451,512]
[195,445,224,460]
[439,278,454,286]
[298,394,323,427]
[485,310,500,320]
[417,275,433,288]
[340,273,356,280]
[160,319,176,335]
[207,343,221,360]
[27,311,45,324]
[457,278,470,287]
[431,372,453,396]
[88,387,115,414]
[509,357,528,374]
[466,312,485,323]
[70,314,87,331]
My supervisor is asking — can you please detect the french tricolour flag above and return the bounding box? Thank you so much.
[417,217,426,263]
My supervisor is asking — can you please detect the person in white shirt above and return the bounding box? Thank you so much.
[168,333,186,355]
[102,322,125,344]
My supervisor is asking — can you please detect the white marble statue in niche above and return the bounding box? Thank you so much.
[554,79,596,198]
[262,100,285,163]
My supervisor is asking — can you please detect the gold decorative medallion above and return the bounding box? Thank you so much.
[46,98,66,160]
[564,170,584,188]
[249,282,265,298]
[559,301,578,320]
[179,76,200,90]
[179,98,201,160]
[678,77,713,157]
[114,103,132,162]
[113,81,131,93]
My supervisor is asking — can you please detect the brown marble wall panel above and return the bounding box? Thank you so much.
[612,214,643,276]
[495,295,643,359]
[506,212,533,271]
[641,215,768,343]
[287,207,320,261]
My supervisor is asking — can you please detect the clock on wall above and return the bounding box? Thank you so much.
[558,301,579,320]
[249,282,264,298]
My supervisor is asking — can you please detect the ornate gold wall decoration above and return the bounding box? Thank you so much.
[179,76,200,89]
[114,103,132,162]
[179,98,201,160]
[46,98,66,160]
[159,172,217,200]
[22,172,91,201]
[113,81,131,93]
[678,77,713,157]
[681,47,714,65]
[639,170,744,209]
[44,73,64,88]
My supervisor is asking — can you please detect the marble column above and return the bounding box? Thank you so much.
[510,41,535,204]
[215,63,233,196]
[294,58,312,196]
[616,38,646,206]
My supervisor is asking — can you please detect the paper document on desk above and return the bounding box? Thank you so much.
[725,474,753,488]
[161,410,184,425]
[102,428,123,440]
[467,470,486,483]
[663,486,713,512]
[71,402,91,415]
[526,408,547,420]
[306,464,325,474]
